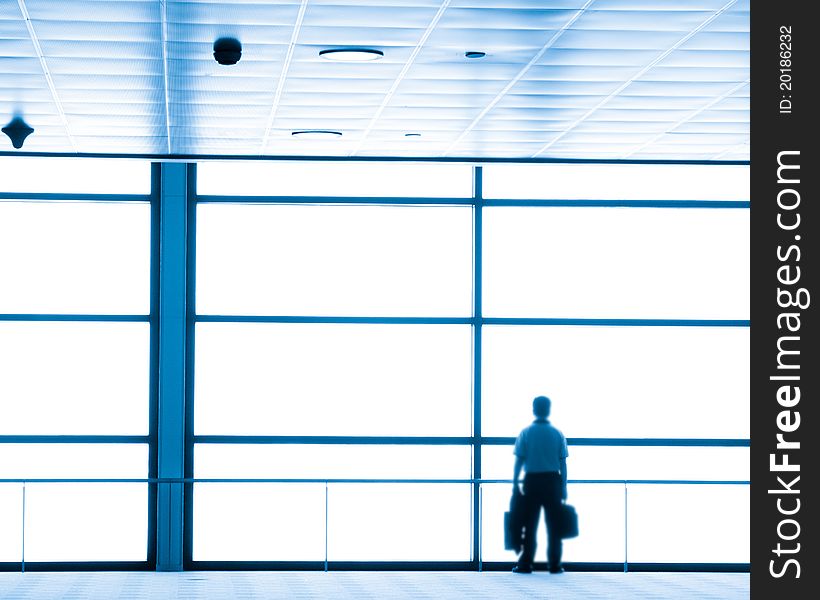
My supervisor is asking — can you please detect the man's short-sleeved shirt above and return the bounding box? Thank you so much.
[514,420,568,474]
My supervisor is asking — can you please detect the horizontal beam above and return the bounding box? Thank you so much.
[0,193,151,202]
[481,199,749,208]
[195,435,472,445]
[482,318,749,327]
[195,315,473,325]
[195,196,749,208]
[0,561,151,572]
[196,195,473,205]
[194,316,749,327]
[0,560,749,572]
[0,478,749,485]
[193,435,750,447]
[0,314,149,322]
[0,151,750,166]
[0,436,747,447]
[484,437,750,447]
[0,435,148,443]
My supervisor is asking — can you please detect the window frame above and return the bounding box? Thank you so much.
[0,162,159,571]
[0,158,749,572]
[185,161,750,571]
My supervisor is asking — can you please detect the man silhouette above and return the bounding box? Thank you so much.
[512,395,568,574]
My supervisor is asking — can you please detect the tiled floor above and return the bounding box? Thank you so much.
[0,571,749,599]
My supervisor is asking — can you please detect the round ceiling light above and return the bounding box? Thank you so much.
[404,133,421,138]
[464,51,486,59]
[319,48,384,62]
[291,130,343,140]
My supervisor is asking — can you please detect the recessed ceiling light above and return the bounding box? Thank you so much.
[464,51,486,59]
[291,130,343,140]
[319,48,384,62]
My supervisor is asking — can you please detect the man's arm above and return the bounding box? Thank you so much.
[513,455,524,491]
[559,457,568,500]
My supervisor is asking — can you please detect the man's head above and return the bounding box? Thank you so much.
[532,395,551,419]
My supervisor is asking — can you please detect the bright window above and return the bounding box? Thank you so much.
[24,483,147,562]
[195,323,472,436]
[193,483,326,561]
[327,484,471,561]
[627,484,749,562]
[0,444,148,479]
[0,444,149,563]
[196,204,472,317]
[0,157,150,195]
[0,484,23,562]
[482,445,749,482]
[0,323,150,435]
[482,163,749,201]
[0,201,151,314]
[195,444,470,480]
[197,161,473,198]
[481,325,749,438]
[483,207,749,319]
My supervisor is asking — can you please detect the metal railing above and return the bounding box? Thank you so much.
[1,477,749,573]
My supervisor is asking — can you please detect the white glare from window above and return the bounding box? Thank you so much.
[482,163,749,201]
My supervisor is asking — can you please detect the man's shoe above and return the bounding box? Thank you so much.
[512,565,533,574]
[548,566,565,574]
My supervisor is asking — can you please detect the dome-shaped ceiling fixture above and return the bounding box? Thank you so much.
[213,37,242,65]
[2,116,34,149]
[319,48,384,62]
[464,51,486,59]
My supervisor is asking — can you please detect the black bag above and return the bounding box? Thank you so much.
[558,503,579,539]
[504,487,526,552]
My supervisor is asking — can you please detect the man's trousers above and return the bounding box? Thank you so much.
[517,471,563,569]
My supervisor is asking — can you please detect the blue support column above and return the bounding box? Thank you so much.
[156,163,188,571]
[472,166,483,569]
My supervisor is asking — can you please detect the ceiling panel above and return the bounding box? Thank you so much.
[0,0,749,160]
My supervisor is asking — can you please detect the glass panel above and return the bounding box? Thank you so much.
[197,162,472,197]
[0,484,23,562]
[193,483,325,561]
[24,483,147,561]
[0,323,150,435]
[627,484,749,562]
[480,483,624,563]
[195,323,472,436]
[196,204,472,317]
[0,201,151,314]
[195,444,470,480]
[482,445,749,482]
[327,483,471,561]
[483,207,749,319]
[0,157,151,194]
[483,164,749,201]
[482,326,749,438]
[0,444,148,479]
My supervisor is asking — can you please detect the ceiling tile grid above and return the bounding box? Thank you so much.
[0,0,748,160]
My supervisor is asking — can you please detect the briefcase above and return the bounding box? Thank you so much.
[504,488,526,552]
[558,503,579,539]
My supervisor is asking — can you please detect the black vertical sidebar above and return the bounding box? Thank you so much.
[751,1,816,598]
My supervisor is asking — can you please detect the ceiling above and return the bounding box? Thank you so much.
[0,0,750,160]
